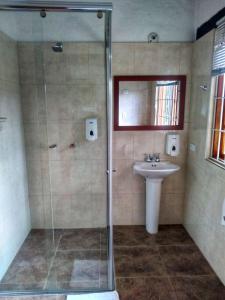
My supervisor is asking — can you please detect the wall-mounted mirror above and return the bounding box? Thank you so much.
[114,75,186,130]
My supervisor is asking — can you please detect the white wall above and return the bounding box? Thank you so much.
[0,32,30,280]
[0,0,195,42]
[194,0,225,31]
[184,30,225,285]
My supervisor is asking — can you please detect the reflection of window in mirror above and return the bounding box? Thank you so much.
[114,75,186,131]
[154,81,180,126]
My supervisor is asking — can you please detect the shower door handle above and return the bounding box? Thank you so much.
[106,169,117,174]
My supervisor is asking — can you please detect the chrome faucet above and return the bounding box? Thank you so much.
[144,153,153,162]
[153,153,160,162]
[144,153,160,162]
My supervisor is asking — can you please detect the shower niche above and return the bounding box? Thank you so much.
[0,2,113,296]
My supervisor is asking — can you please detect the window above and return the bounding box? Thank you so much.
[209,22,225,166]
[154,81,180,126]
[211,75,225,163]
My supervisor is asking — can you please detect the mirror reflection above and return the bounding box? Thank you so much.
[119,80,181,126]
[114,75,186,130]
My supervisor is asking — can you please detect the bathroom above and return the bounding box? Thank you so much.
[0,0,225,299]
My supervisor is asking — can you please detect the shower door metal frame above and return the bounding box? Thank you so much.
[0,1,114,296]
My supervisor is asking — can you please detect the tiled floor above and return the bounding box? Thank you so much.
[0,229,108,291]
[114,225,225,300]
[1,225,225,299]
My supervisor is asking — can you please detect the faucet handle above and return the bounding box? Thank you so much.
[144,153,149,161]
[153,153,160,162]
[144,153,153,162]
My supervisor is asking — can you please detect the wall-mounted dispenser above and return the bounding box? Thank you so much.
[221,198,225,226]
[86,118,98,141]
[166,133,180,156]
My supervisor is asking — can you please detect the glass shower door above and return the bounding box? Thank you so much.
[0,4,113,295]
[41,11,109,291]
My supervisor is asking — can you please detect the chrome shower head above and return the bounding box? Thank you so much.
[52,42,63,53]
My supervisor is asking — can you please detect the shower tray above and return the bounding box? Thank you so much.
[67,291,119,300]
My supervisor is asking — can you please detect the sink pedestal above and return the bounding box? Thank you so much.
[146,178,163,234]
[133,161,180,235]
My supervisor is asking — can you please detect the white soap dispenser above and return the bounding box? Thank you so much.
[85,118,98,141]
[166,133,180,156]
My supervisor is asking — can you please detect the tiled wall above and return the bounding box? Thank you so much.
[112,43,192,225]
[18,42,107,229]
[0,32,30,279]
[18,42,192,229]
[184,30,225,285]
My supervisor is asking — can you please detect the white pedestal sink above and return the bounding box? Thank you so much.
[133,161,180,234]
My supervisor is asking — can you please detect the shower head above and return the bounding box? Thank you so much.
[52,42,63,53]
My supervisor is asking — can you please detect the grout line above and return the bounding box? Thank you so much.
[113,243,194,249]
[43,233,62,290]
[56,248,102,252]
[99,231,102,289]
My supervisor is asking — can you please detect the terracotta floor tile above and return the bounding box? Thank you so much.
[47,250,102,288]
[171,275,225,300]
[159,245,214,276]
[115,247,166,277]
[114,225,194,247]
[146,277,177,300]
[116,277,148,300]
[58,229,101,251]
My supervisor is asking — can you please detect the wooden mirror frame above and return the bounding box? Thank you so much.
[114,75,186,131]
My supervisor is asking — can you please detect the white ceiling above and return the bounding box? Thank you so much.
[194,0,225,31]
[0,0,195,42]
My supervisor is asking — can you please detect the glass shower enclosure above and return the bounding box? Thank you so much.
[0,1,113,295]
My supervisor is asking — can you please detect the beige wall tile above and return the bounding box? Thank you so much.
[29,196,44,228]
[91,193,107,227]
[20,41,192,230]
[50,160,92,195]
[24,122,48,161]
[162,165,186,194]
[113,131,134,159]
[0,40,19,83]
[21,84,46,122]
[112,42,192,226]
[112,43,134,75]
[26,160,43,195]
[133,131,155,161]
[113,159,145,194]
[88,43,105,83]
[45,84,75,121]
[113,193,133,225]
[64,43,89,82]
[160,193,184,224]
[132,193,145,225]
[52,195,71,228]
[179,43,193,77]
[18,43,44,84]
[70,193,93,228]
[134,43,180,75]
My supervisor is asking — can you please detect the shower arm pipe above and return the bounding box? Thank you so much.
[0,1,112,12]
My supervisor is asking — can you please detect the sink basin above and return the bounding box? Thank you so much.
[133,160,180,234]
[133,161,180,179]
